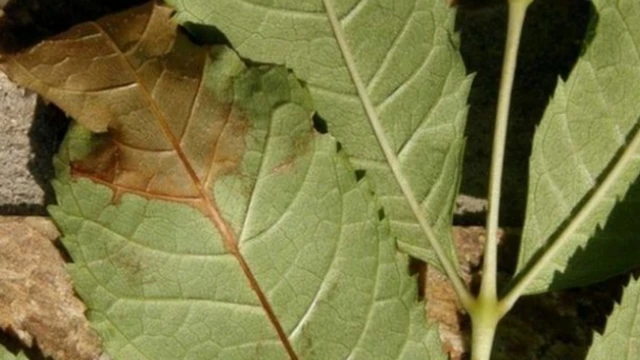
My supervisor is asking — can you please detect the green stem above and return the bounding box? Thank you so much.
[321,0,474,309]
[479,0,533,302]
[469,300,501,360]
[471,2,533,359]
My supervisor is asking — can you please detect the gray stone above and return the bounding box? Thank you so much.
[0,73,42,209]
[0,72,67,215]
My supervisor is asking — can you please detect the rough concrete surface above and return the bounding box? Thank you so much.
[0,72,67,215]
[0,73,42,209]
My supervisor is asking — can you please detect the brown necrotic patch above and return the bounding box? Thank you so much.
[29,2,252,207]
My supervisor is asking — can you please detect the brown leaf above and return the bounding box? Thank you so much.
[0,216,105,359]
[1,2,249,205]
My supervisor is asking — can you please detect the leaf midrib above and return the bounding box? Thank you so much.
[89,18,299,360]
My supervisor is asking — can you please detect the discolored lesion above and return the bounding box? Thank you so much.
[1,3,255,209]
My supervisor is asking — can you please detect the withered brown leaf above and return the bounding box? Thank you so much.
[1,2,248,205]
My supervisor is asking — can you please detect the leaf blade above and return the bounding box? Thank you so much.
[516,0,640,294]
[165,0,471,270]
[586,276,640,360]
[0,348,28,360]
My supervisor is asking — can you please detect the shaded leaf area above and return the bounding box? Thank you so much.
[586,275,640,360]
[549,179,640,290]
[0,217,104,360]
[516,0,640,293]
[165,0,472,270]
[2,3,446,359]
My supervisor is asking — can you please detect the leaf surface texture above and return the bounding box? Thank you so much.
[165,0,471,268]
[517,0,640,293]
[0,349,28,360]
[586,276,640,360]
[1,4,445,359]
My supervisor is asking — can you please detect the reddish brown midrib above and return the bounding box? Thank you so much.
[93,22,300,360]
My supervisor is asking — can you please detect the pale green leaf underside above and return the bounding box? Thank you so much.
[166,0,470,270]
[517,0,640,293]
[50,50,445,359]
[0,348,27,360]
[586,276,640,360]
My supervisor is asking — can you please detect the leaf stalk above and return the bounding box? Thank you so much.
[468,1,533,359]
[321,0,474,310]
[479,0,533,303]
[468,297,502,360]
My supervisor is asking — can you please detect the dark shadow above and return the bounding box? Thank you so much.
[0,0,149,53]
[0,99,69,216]
[454,0,593,226]
[494,273,628,360]
[0,330,47,360]
[27,99,70,207]
[312,112,329,134]
[546,177,640,291]
[0,204,48,216]
[182,22,232,46]
[408,257,426,300]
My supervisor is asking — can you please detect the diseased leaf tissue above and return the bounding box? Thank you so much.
[2,3,445,359]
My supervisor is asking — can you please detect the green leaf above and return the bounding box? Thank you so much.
[51,72,445,359]
[52,129,446,359]
[1,4,447,359]
[586,276,640,360]
[165,0,471,269]
[0,349,27,360]
[516,0,640,293]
